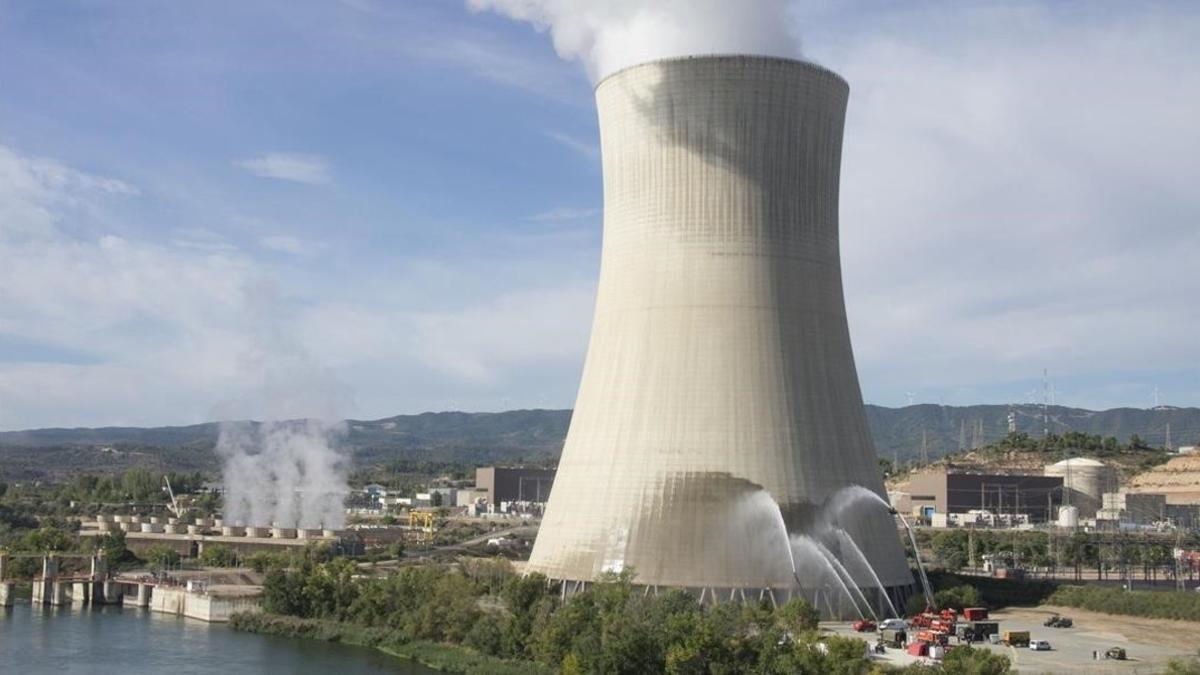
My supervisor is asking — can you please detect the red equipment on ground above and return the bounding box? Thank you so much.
[963,607,989,621]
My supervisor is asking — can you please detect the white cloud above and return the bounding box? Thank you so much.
[799,2,1200,406]
[258,234,325,257]
[544,130,599,160]
[234,152,330,184]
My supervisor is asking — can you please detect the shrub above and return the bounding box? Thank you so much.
[1048,585,1200,622]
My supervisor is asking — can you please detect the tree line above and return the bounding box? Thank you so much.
[246,558,1013,674]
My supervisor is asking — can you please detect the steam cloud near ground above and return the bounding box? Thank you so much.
[214,285,350,529]
[467,0,800,80]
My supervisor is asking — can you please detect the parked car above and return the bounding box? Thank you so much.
[1106,647,1127,660]
[853,619,877,632]
[1044,615,1073,628]
[1030,640,1052,651]
[879,618,908,631]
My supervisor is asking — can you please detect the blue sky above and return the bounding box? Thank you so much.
[1,1,1198,429]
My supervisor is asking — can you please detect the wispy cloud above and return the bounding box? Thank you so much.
[544,130,599,160]
[234,153,330,184]
[524,206,600,222]
[258,234,325,257]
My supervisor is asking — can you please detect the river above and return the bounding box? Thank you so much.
[0,603,438,674]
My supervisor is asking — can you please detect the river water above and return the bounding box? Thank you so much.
[0,603,438,674]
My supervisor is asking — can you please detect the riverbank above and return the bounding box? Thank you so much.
[229,612,552,675]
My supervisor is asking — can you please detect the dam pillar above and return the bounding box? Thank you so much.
[102,580,123,605]
[73,581,91,605]
[32,554,61,604]
[49,580,70,606]
[0,552,10,607]
[135,583,152,608]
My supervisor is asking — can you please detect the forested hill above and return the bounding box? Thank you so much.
[1,405,1197,480]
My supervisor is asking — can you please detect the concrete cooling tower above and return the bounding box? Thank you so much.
[526,55,913,608]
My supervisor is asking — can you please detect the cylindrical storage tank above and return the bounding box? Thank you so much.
[1044,458,1117,517]
[1057,505,1080,529]
[187,525,201,535]
[322,529,338,538]
[149,516,162,525]
[163,524,182,534]
[271,527,296,539]
[194,517,210,527]
[114,515,130,524]
[97,521,112,532]
[167,517,179,525]
[118,522,133,532]
[222,526,245,537]
[524,55,913,603]
[212,518,224,528]
[96,514,110,523]
[245,527,267,538]
[140,523,162,533]
[130,515,143,524]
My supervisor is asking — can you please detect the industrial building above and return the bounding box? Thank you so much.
[1042,457,1118,518]
[907,468,1064,523]
[474,466,556,505]
[526,55,912,605]
[1098,492,1167,526]
[78,515,357,558]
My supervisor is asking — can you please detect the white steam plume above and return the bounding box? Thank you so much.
[467,0,801,81]
[214,283,351,529]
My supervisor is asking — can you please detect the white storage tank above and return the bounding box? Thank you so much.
[187,525,201,535]
[271,527,297,539]
[140,523,162,533]
[163,524,182,534]
[1058,505,1080,528]
[322,529,338,539]
[222,526,245,537]
[245,527,267,538]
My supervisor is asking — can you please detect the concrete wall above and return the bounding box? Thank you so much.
[526,55,912,592]
[149,586,261,623]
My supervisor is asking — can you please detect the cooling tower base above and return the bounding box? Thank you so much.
[547,577,917,621]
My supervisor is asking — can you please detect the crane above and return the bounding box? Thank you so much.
[162,475,183,519]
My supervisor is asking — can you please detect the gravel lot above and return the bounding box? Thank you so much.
[820,605,1199,673]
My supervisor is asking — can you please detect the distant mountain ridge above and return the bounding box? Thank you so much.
[1,405,1197,481]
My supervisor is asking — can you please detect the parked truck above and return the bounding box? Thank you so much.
[956,621,999,642]
[1002,631,1031,647]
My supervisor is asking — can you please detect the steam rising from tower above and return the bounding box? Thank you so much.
[523,54,913,598]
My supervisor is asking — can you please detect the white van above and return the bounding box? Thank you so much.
[1030,640,1052,651]
[879,618,908,631]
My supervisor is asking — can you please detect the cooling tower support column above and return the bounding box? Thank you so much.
[526,55,913,600]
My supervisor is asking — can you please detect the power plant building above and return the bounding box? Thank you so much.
[526,55,912,602]
[475,467,556,504]
[907,468,1063,522]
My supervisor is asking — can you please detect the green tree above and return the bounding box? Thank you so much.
[143,544,180,568]
[776,597,820,635]
[940,644,1012,674]
[200,544,235,567]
